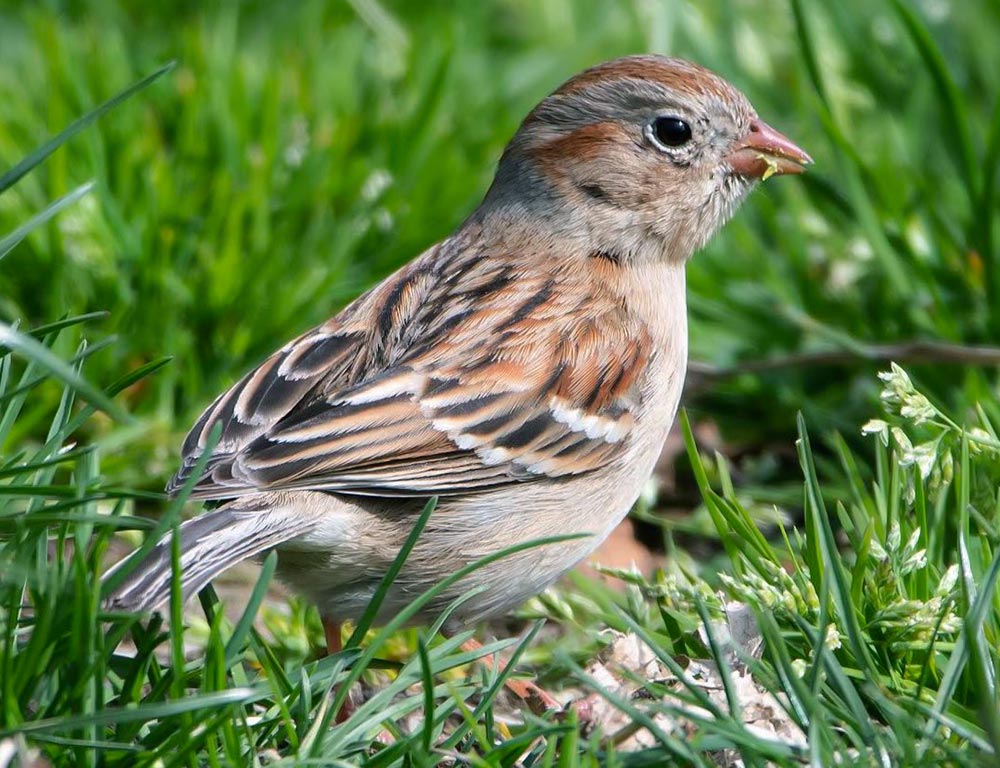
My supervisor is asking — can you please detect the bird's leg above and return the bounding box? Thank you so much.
[323,617,343,655]
[322,617,358,723]
[459,637,562,715]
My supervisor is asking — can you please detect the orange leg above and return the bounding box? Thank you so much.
[323,617,343,655]
[322,617,356,723]
[459,637,562,715]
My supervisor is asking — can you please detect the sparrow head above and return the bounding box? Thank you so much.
[482,55,811,262]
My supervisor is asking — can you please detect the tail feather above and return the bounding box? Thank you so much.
[103,506,313,614]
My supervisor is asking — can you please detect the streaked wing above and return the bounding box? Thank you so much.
[168,324,368,496]
[169,235,654,500]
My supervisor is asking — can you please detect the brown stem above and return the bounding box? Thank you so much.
[685,339,1000,395]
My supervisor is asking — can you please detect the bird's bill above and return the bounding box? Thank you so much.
[725,118,812,180]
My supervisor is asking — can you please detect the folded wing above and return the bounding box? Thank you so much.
[169,239,653,500]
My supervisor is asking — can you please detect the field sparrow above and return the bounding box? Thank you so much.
[106,55,809,701]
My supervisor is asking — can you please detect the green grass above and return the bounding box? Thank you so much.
[1,0,999,765]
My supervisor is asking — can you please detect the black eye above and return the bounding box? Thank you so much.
[650,116,692,148]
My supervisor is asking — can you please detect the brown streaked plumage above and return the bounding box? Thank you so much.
[167,232,654,499]
[555,57,743,101]
[105,55,809,707]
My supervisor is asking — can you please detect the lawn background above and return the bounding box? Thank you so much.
[1,0,999,765]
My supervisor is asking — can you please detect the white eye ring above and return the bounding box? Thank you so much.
[647,116,693,150]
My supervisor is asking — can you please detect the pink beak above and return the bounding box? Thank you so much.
[725,118,812,179]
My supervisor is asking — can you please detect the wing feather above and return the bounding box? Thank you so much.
[169,236,655,501]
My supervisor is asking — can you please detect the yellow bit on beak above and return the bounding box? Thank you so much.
[758,153,781,182]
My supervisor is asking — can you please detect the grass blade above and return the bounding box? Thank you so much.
[223,551,277,668]
[0,322,130,423]
[0,182,95,261]
[890,0,978,196]
[0,63,175,194]
[345,496,437,648]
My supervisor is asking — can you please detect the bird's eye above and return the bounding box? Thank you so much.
[650,116,693,149]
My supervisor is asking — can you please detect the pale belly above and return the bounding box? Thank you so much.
[275,275,687,624]
[272,365,683,627]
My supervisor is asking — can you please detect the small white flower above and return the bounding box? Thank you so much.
[872,16,897,45]
[891,427,913,454]
[918,0,951,23]
[935,565,959,598]
[899,392,936,425]
[967,428,1000,455]
[862,419,889,445]
[879,363,914,407]
[902,528,922,558]
[791,658,808,678]
[361,169,394,201]
[283,115,310,167]
[800,210,831,236]
[887,522,901,552]
[373,207,394,232]
[824,625,842,651]
[904,217,933,258]
[847,236,874,261]
[898,441,937,479]
[939,450,954,484]
[901,548,928,575]
[828,259,863,293]
[869,537,888,561]
[639,476,659,508]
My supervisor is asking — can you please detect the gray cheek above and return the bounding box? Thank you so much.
[703,121,734,154]
[631,166,679,208]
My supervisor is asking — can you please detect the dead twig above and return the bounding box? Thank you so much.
[686,339,1000,395]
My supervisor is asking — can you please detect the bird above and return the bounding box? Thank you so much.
[105,54,809,710]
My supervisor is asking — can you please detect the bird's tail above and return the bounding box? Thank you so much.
[103,503,314,614]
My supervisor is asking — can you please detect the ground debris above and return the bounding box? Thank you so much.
[572,628,807,763]
[0,737,52,768]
